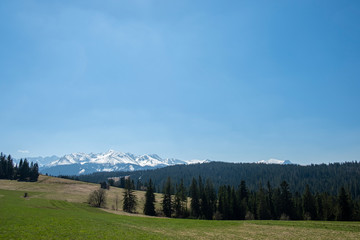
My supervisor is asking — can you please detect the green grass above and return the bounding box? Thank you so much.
[1,177,360,239]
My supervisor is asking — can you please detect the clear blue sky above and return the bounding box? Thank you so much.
[1,0,359,164]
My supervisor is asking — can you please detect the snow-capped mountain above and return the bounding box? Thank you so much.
[257,158,293,165]
[35,150,209,176]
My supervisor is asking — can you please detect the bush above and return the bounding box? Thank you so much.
[88,189,107,208]
[245,211,255,220]
[280,213,290,221]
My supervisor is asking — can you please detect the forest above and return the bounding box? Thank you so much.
[78,161,360,221]
[76,161,360,199]
[0,153,39,181]
[111,175,360,221]
[122,175,359,221]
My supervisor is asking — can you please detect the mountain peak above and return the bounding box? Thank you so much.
[257,158,293,165]
[36,150,210,176]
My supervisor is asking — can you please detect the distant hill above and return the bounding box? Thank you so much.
[77,161,360,199]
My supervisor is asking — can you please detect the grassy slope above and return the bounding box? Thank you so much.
[1,176,360,240]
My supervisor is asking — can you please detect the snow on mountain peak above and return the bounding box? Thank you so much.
[37,150,212,176]
[257,158,293,165]
[47,151,211,169]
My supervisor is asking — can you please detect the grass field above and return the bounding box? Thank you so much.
[1,176,360,239]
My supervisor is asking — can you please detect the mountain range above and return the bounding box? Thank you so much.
[19,150,292,176]
[26,150,209,176]
[257,158,292,164]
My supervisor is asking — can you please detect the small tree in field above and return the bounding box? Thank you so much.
[88,188,107,208]
[123,178,137,213]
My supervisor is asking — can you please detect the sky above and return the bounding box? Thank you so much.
[0,0,359,164]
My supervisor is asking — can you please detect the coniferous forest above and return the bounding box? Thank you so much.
[0,153,39,182]
[74,161,360,221]
[77,161,360,199]
[138,176,360,221]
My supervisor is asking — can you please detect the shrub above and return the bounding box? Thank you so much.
[88,189,107,208]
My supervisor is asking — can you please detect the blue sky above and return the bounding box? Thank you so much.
[1,0,359,164]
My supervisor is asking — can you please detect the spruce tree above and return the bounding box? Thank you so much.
[189,177,200,218]
[174,179,187,218]
[217,185,226,219]
[144,179,156,216]
[257,184,271,220]
[267,181,275,219]
[6,155,14,179]
[302,185,317,220]
[123,178,137,213]
[337,186,353,221]
[0,153,5,178]
[278,181,294,219]
[162,177,173,217]
[204,179,216,220]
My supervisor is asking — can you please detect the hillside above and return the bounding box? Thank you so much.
[77,161,360,199]
[1,176,360,239]
[0,175,163,214]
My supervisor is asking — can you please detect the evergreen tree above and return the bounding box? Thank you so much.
[302,185,317,220]
[224,186,233,219]
[267,181,275,219]
[278,181,294,219]
[239,180,248,201]
[123,178,137,213]
[204,179,216,220]
[144,179,156,216]
[257,184,271,220]
[337,186,353,221]
[217,185,226,219]
[0,153,5,178]
[229,186,237,220]
[162,177,173,217]
[6,155,14,179]
[19,158,30,181]
[198,176,209,219]
[236,181,248,220]
[174,179,187,218]
[189,177,200,218]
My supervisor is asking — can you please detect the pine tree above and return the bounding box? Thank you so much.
[236,181,248,220]
[257,184,271,220]
[123,178,137,213]
[267,181,275,219]
[162,177,173,217]
[144,179,156,216]
[337,186,353,221]
[19,158,30,181]
[32,163,39,181]
[0,153,5,178]
[6,155,14,179]
[189,177,200,218]
[204,179,216,220]
[174,179,187,218]
[302,185,317,220]
[278,181,294,219]
[217,185,226,219]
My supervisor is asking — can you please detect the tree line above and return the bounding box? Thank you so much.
[90,175,360,221]
[77,161,360,200]
[0,153,39,181]
[150,176,360,221]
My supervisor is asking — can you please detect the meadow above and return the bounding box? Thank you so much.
[0,176,359,239]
